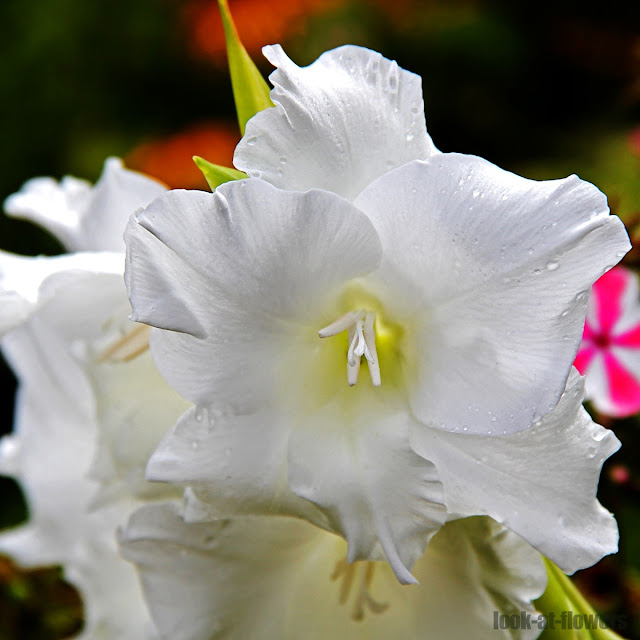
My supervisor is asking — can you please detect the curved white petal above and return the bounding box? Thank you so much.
[234,45,437,201]
[120,504,545,640]
[89,348,191,502]
[410,370,620,574]
[4,174,91,249]
[146,406,325,526]
[64,500,158,640]
[0,250,124,335]
[5,157,165,252]
[354,155,630,434]
[125,180,382,410]
[148,398,444,584]
[287,395,446,584]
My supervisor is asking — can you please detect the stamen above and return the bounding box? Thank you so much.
[364,312,380,386]
[99,323,151,363]
[346,326,361,386]
[318,310,363,338]
[319,309,381,387]
[331,558,389,621]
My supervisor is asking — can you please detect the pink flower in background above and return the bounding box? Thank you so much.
[576,266,640,417]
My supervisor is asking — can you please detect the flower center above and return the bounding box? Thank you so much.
[593,332,611,350]
[319,310,381,387]
[331,557,389,621]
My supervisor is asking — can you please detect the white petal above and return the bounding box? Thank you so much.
[0,330,96,566]
[410,370,620,574]
[120,503,322,640]
[5,157,165,252]
[89,348,191,502]
[146,406,326,526]
[409,517,546,640]
[582,351,610,409]
[354,155,630,434]
[610,268,640,334]
[0,250,124,335]
[234,45,437,201]
[125,180,382,409]
[4,175,91,250]
[120,504,545,640]
[287,397,447,585]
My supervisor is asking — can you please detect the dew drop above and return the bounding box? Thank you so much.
[279,157,287,165]
[587,446,597,459]
[546,260,559,271]
[406,131,414,142]
[472,189,480,198]
[246,137,257,146]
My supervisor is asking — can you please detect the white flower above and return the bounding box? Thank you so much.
[0,158,189,638]
[126,147,626,583]
[4,157,165,252]
[120,503,547,640]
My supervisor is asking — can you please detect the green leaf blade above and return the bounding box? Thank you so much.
[218,0,274,135]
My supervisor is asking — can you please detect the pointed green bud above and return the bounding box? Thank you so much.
[218,0,274,135]
[193,156,246,191]
[535,559,627,639]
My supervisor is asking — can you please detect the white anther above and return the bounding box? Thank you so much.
[319,309,381,387]
[318,310,363,338]
[364,312,381,387]
[347,325,361,386]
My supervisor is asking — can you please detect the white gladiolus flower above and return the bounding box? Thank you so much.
[0,158,189,638]
[120,503,547,640]
[126,82,628,584]
[4,157,164,253]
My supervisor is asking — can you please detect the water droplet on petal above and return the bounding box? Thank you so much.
[546,260,559,271]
